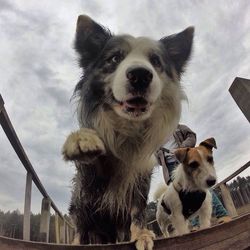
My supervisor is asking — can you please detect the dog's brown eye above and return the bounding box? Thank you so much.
[207,156,214,164]
[189,161,199,169]
[150,54,162,68]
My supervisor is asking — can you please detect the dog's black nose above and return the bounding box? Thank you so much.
[206,178,216,187]
[126,67,153,92]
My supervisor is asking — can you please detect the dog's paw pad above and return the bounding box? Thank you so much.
[131,227,155,250]
[62,128,105,163]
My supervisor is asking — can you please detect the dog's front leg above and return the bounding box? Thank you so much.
[130,208,155,250]
[62,128,106,164]
[130,174,155,250]
[171,214,189,235]
[199,193,212,230]
[158,221,169,238]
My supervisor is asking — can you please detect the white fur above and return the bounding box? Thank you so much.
[110,36,179,121]
[112,38,162,103]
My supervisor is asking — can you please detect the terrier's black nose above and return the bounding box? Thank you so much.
[126,67,153,92]
[206,178,216,187]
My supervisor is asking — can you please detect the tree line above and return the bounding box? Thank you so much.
[0,209,56,242]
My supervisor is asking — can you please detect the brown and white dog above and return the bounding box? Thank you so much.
[62,15,194,250]
[156,138,217,237]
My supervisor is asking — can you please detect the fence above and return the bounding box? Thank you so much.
[1,92,250,247]
[228,176,250,208]
[214,161,250,217]
[0,94,75,244]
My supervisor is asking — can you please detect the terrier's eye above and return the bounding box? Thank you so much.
[207,156,214,164]
[189,161,199,169]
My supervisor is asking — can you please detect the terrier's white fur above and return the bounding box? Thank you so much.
[156,138,217,237]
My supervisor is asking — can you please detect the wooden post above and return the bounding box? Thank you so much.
[60,219,65,244]
[55,213,65,244]
[219,183,238,217]
[39,198,51,242]
[23,172,32,241]
[66,223,70,244]
[68,225,74,244]
[69,226,74,244]
[55,213,60,244]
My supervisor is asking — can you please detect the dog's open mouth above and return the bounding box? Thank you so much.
[116,96,150,117]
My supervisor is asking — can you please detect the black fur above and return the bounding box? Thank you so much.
[160,27,194,76]
[75,15,112,69]
[69,155,151,243]
[178,190,206,219]
[161,200,172,215]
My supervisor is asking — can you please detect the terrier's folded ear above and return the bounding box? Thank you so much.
[174,148,189,163]
[200,138,217,150]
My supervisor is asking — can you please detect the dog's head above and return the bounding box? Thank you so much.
[74,15,194,123]
[174,138,217,190]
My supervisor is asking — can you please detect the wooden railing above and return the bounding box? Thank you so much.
[0,93,250,249]
[0,94,75,243]
[214,161,250,217]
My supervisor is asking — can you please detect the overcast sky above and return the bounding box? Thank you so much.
[0,0,249,214]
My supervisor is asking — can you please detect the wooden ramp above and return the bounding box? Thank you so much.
[0,213,249,250]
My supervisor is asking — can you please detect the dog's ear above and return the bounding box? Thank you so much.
[75,15,112,68]
[200,138,217,150]
[174,148,189,163]
[160,27,194,76]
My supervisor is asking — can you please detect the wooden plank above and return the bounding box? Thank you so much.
[23,172,32,241]
[0,213,249,250]
[146,213,250,250]
[39,198,51,243]
[219,183,238,217]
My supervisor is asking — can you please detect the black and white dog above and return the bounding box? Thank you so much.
[62,15,194,250]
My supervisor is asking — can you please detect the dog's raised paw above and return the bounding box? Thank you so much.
[131,225,155,250]
[62,128,106,163]
[135,233,155,250]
